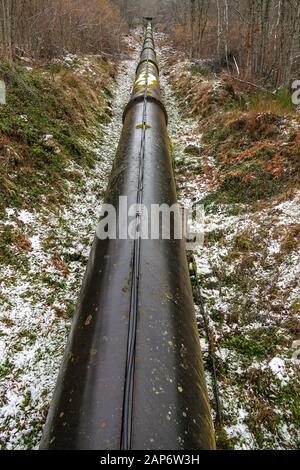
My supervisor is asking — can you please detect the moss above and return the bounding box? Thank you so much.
[0,225,15,264]
[290,299,300,316]
[0,360,13,379]
[210,308,224,325]
[233,231,256,252]
[0,225,28,269]
[0,316,14,327]
[280,224,300,254]
[18,330,37,343]
[171,64,300,209]
[205,229,226,245]
[20,391,32,411]
[169,57,300,450]
[216,427,237,450]
[275,381,300,425]
[203,164,288,205]
[0,57,115,213]
[221,328,287,361]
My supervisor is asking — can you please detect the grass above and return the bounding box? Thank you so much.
[0,56,115,214]
[226,88,296,116]
[212,167,286,204]
[221,328,287,361]
[169,61,300,450]
[0,360,13,379]
[200,130,299,205]
[0,54,118,452]
[249,89,296,115]
[170,63,300,206]
[0,224,31,272]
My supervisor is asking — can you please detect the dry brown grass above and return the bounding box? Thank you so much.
[14,234,32,252]
[52,256,70,278]
[283,317,300,338]
[0,316,15,327]
[281,224,300,252]
[248,98,294,117]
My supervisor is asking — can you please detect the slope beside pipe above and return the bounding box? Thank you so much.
[40,22,216,451]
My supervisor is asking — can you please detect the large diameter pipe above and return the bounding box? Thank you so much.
[40,22,215,451]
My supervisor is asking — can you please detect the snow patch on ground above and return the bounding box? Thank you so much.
[0,50,138,450]
[157,33,300,450]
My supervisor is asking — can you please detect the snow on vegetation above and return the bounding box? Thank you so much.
[0,26,299,451]
[157,34,300,450]
[0,50,137,449]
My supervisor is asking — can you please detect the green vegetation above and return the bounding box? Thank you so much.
[168,57,300,450]
[171,63,300,207]
[226,88,296,115]
[209,167,287,204]
[221,328,287,361]
[0,224,31,272]
[0,57,115,214]
[0,360,13,379]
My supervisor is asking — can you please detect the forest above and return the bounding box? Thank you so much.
[1,0,300,88]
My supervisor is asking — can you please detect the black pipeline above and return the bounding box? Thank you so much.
[40,21,216,451]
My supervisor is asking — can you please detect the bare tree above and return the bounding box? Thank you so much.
[161,0,300,87]
[0,0,126,60]
[0,0,13,61]
[0,0,299,88]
